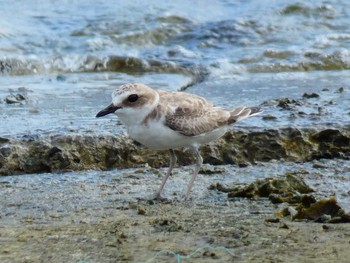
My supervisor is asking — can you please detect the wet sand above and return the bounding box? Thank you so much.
[1,160,350,262]
[2,198,350,263]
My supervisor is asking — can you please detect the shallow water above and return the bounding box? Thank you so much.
[1,0,350,136]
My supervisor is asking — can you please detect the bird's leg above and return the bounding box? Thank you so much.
[184,146,203,199]
[153,149,177,200]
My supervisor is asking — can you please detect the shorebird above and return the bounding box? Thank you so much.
[96,83,261,200]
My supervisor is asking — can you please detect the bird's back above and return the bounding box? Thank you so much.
[156,90,231,137]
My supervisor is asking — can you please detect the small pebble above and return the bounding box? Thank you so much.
[29,109,40,114]
[137,206,146,215]
[262,114,277,120]
[0,137,10,143]
[336,87,344,93]
[303,92,320,99]
[5,96,19,104]
[15,93,26,101]
[322,224,330,231]
[313,161,327,169]
[279,223,289,229]
[265,218,280,223]
[56,75,67,81]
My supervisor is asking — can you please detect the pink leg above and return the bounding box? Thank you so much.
[184,146,203,199]
[154,149,177,200]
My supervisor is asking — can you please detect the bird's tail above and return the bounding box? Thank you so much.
[228,106,263,124]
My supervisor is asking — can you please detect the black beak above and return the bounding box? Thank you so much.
[96,104,121,117]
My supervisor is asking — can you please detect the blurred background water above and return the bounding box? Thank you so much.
[0,0,349,135]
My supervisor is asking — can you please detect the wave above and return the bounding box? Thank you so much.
[0,55,208,89]
[279,3,335,18]
[1,48,350,87]
[248,49,350,73]
[72,15,192,47]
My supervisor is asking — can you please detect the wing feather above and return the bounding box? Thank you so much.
[158,91,230,136]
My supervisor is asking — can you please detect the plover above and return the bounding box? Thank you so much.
[96,83,262,200]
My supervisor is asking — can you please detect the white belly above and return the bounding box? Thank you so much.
[127,119,227,150]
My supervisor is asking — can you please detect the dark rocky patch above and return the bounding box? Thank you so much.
[211,173,313,199]
[275,98,302,110]
[0,137,10,144]
[0,127,349,175]
[213,172,350,224]
[281,197,350,223]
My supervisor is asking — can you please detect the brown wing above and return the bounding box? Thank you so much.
[158,90,230,136]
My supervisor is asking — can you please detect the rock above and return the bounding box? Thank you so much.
[311,129,350,159]
[275,98,302,109]
[218,172,350,224]
[5,95,19,104]
[4,92,27,104]
[199,164,227,174]
[293,198,350,223]
[15,93,27,101]
[278,197,350,224]
[242,130,287,162]
[226,173,313,199]
[56,75,67,81]
[208,183,235,193]
[137,206,146,215]
[222,172,350,223]
[17,87,28,92]
[0,137,10,144]
[0,127,349,175]
[322,224,330,231]
[29,108,40,114]
[279,223,289,229]
[200,144,226,165]
[151,218,183,232]
[262,114,277,121]
[312,161,327,169]
[336,87,345,93]
[265,218,280,223]
[270,193,315,205]
[303,92,320,99]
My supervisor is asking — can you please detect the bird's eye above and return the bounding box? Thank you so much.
[127,94,139,103]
